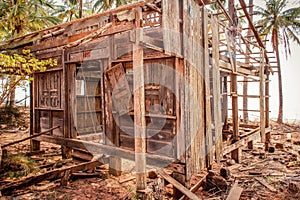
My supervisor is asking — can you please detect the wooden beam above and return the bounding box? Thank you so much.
[36,135,175,166]
[1,126,60,148]
[222,128,270,155]
[133,7,147,195]
[0,1,149,50]
[158,170,200,200]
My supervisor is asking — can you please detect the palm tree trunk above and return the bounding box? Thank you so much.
[79,0,83,18]
[275,38,283,123]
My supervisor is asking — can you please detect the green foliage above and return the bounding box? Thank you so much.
[0,49,56,76]
[0,49,57,105]
[0,0,61,39]
[93,0,137,13]
[2,154,39,178]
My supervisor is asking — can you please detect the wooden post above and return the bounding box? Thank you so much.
[109,113,122,176]
[265,74,270,128]
[62,50,72,159]
[30,77,41,151]
[30,82,40,151]
[231,147,242,163]
[211,16,222,163]
[260,49,265,143]
[228,0,240,163]
[247,140,253,150]
[203,8,213,169]
[243,0,253,123]
[133,7,147,198]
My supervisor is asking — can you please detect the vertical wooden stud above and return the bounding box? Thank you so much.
[133,7,147,198]
[260,49,265,143]
[211,16,222,163]
[62,50,72,159]
[203,8,213,168]
[30,82,40,151]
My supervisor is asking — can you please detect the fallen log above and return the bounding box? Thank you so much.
[0,160,101,195]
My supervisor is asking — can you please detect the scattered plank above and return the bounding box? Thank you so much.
[0,161,101,195]
[118,176,136,184]
[254,177,277,192]
[179,173,208,200]
[157,169,200,200]
[239,166,256,172]
[226,182,243,200]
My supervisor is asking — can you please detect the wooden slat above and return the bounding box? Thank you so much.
[254,177,277,192]
[162,0,181,56]
[211,16,223,163]
[226,182,243,200]
[183,0,192,182]
[203,8,213,168]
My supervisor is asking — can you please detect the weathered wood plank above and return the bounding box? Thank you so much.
[133,7,147,194]
[162,0,181,56]
[36,135,175,167]
[105,63,133,115]
[203,8,213,168]
[226,182,243,200]
[222,128,270,155]
[211,16,223,163]
[260,50,265,142]
[158,170,200,200]
[179,173,208,200]
[255,177,277,192]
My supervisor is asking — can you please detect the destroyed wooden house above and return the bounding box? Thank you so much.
[0,0,277,193]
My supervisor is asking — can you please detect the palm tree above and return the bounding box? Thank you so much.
[93,0,136,13]
[0,0,61,38]
[255,0,300,123]
[56,0,93,22]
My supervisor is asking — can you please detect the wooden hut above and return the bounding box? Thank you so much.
[0,0,276,196]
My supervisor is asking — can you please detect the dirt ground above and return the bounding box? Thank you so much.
[0,108,300,199]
